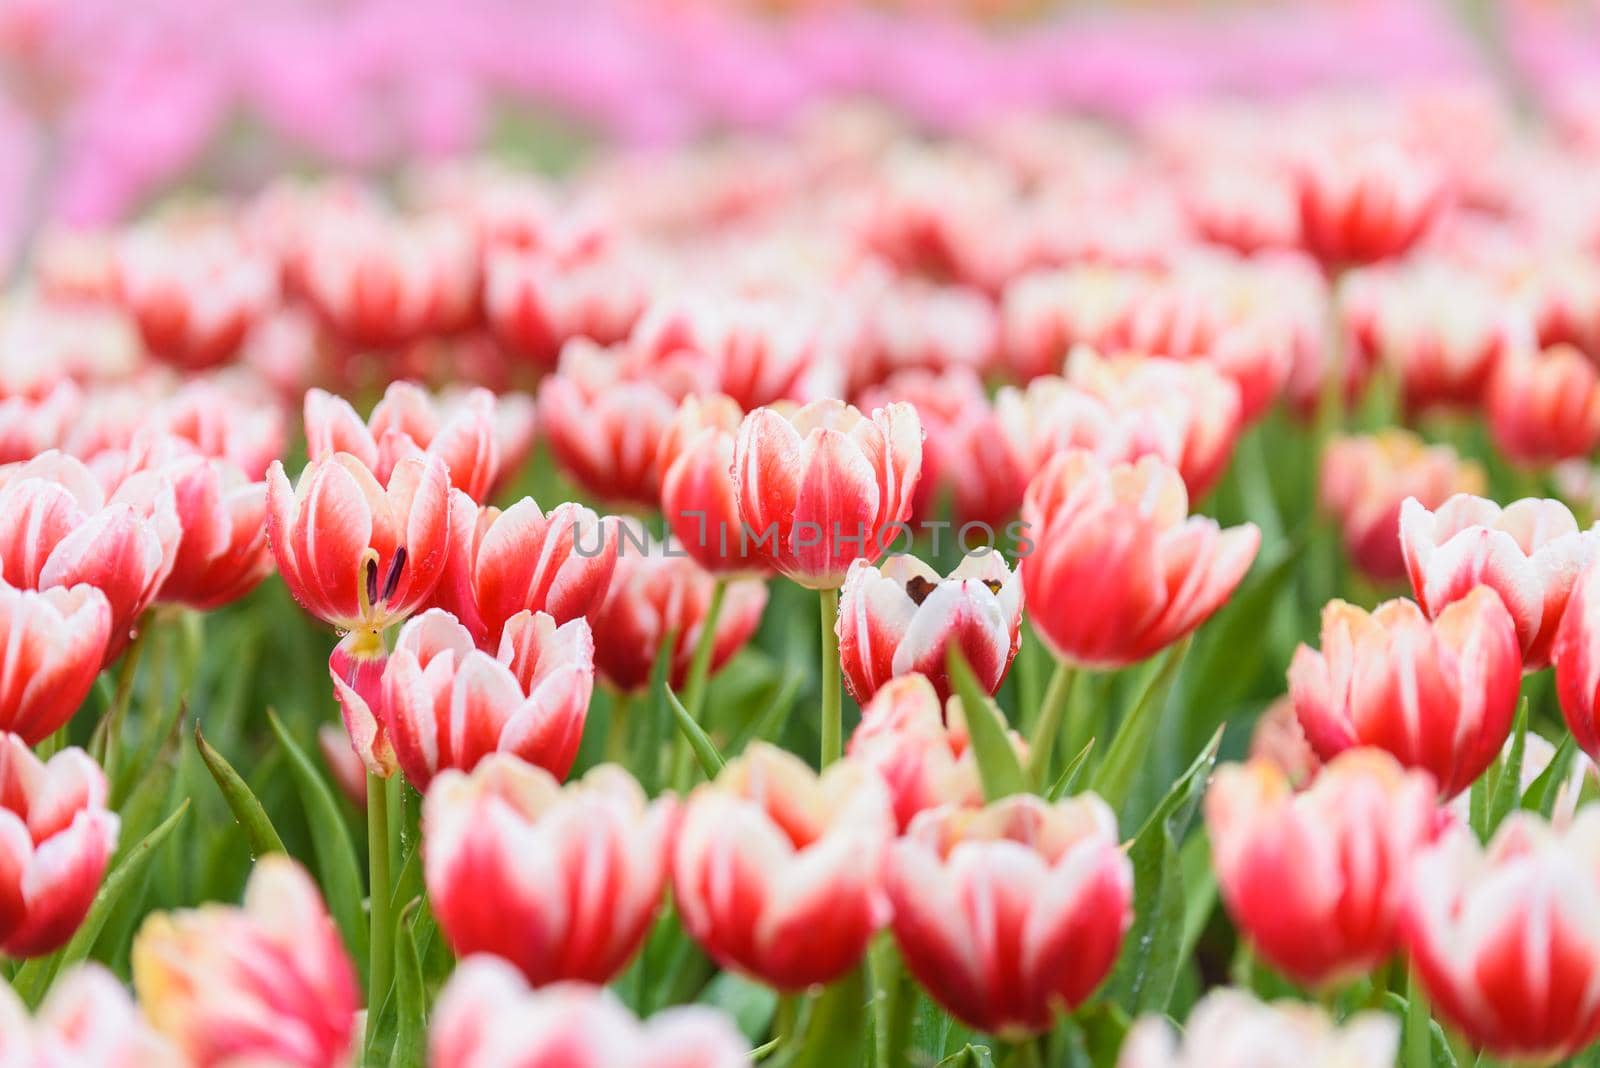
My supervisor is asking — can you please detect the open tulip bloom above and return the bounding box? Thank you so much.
[20,32,1600,1068]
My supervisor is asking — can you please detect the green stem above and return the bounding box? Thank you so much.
[868,937,909,1068]
[1026,660,1076,786]
[1405,965,1431,1068]
[1001,1039,1044,1068]
[819,588,842,766]
[683,579,726,722]
[91,624,149,779]
[606,693,632,765]
[366,770,395,1052]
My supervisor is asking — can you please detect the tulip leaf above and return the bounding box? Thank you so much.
[730,667,804,755]
[1093,638,1192,815]
[387,898,427,1068]
[1486,698,1529,837]
[1523,732,1579,817]
[1046,738,1096,802]
[667,686,727,778]
[267,709,370,983]
[13,799,190,1008]
[1384,989,1459,1068]
[195,723,286,858]
[1106,727,1222,1016]
[947,646,1028,801]
[699,971,778,1042]
[936,1046,995,1068]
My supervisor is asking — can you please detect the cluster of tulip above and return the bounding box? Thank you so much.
[4,85,1600,1067]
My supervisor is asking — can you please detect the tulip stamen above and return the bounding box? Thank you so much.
[381,546,407,603]
[905,576,937,605]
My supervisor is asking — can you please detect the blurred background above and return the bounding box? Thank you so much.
[0,0,1595,271]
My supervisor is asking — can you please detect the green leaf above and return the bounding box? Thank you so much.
[1486,698,1528,837]
[1468,771,1490,843]
[1523,732,1578,818]
[1384,989,1459,1068]
[1046,738,1095,802]
[13,800,190,1006]
[698,971,778,1042]
[730,667,803,754]
[1105,727,1222,1016]
[195,723,286,857]
[1185,538,1303,713]
[666,686,726,779]
[387,899,427,1068]
[1092,638,1191,814]
[936,1046,995,1068]
[947,646,1028,802]
[267,710,370,983]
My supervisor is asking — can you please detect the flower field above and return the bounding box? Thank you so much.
[6,2,1600,1067]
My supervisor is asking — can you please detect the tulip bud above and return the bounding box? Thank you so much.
[1293,142,1443,267]
[430,956,747,1068]
[1118,988,1398,1068]
[1289,590,1521,799]
[424,756,675,986]
[484,245,645,368]
[143,448,272,611]
[732,399,922,590]
[265,451,451,634]
[1403,808,1600,1062]
[383,608,594,790]
[0,450,180,663]
[888,792,1132,1038]
[1020,450,1258,669]
[1486,343,1600,466]
[0,579,110,744]
[631,294,817,411]
[837,552,1021,705]
[306,382,502,502]
[673,743,893,990]
[1400,493,1600,671]
[1207,751,1439,988]
[429,489,618,648]
[847,673,1024,831]
[0,736,118,957]
[132,856,359,1068]
[1319,431,1484,583]
[1554,562,1600,763]
[658,394,769,576]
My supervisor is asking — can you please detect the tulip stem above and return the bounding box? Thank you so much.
[1404,966,1431,1068]
[1026,660,1077,786]
[819,588,842,766]
[683,579,726,723]
[606,693,632,765]
[365,770,394,1055]
[91,623,149,782]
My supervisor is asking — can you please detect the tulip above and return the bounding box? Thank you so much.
[585,527,766,694]
[145,448,272,611]
[430,956,748,1068]
[0,380,79,464]
[424,755,675,985]
[155,377,287,481]
[1206,751,1439,988]
[0,450,179,662]
[429,489,617,648]
[854,280,998,385]
[0,578,111,744]
[1117,988,1399,1068]
[658,394,768,576]
[631,294,816,411]
[1182,164,1302,254]
[856,368,1027,528]
[847,673,1024,831]
[1293,142,1443,267]
[1247,696,1321,790]
[0,736,118,958]
[1554,562,1600,762]
[305,382,501,502]
[0,963,178,1066]
[732,399,922,590]
[1288,590,1521,799]
[1402,808,1600,1062]
[1319,431,1484,583]
[113,222,277,371]
[484,245,645,368]
[1000,265,1139,382]
[381,608,593,791]
[1486,343,1600,466]
[265,451,452,635]
[837,552,1021,705]
[1020,450,1259,669]
[537,340,682,508]
[673,743,893,990]
[132,855,360,1068]
[1400,493,1600,671]
[887,792,1132,1038]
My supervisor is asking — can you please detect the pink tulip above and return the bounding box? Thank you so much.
[305,382,501,502]
[0,578,110,744]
